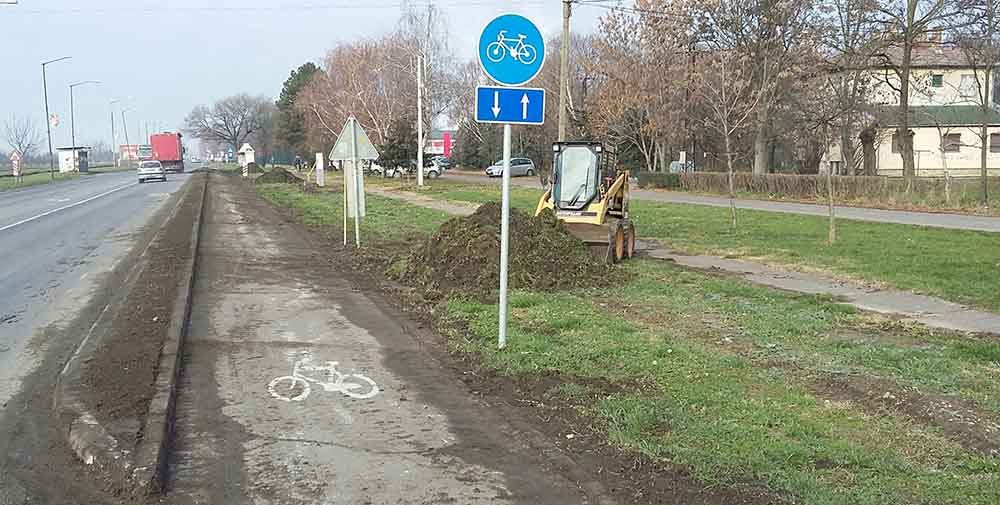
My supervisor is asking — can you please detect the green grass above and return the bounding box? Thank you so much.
[255,183,451,241]
[382,179,1000,312]
[445,261,1000,505]
[260,180,1000,504]
[0,170,79,191]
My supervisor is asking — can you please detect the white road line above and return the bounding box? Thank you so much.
[0,182,137,233]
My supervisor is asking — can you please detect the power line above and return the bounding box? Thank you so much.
[7,1,551,15]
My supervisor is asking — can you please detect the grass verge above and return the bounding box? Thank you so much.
[371,179,1000,313]
[257,179,1000,505]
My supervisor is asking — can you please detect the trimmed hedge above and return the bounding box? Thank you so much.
[635,171,1000,209]
[637,172,681,189]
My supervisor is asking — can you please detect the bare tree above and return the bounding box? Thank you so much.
[821,0,884,175]
[183,94,272,153]
[870,0,977,181]
[693,0,819,175]
[3,114,43,160]
[693,50,765,229]
[953,0,999,206]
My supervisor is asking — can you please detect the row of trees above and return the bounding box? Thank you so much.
[184,0,997,205]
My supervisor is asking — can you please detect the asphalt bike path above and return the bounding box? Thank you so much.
[165,173,587,504]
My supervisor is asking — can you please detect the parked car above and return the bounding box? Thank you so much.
[431,156,451,170]
[137,160,167,183]
[485,157,535,177]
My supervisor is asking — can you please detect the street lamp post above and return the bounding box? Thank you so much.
[69,80,100,170]
[121,107,132,163]
[42,56,72,179]
[110,99,120,167]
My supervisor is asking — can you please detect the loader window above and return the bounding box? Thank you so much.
[553,146,599,211]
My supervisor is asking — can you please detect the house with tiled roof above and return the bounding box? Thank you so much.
[867,43,1000,178]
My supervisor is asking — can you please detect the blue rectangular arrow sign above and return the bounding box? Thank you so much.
[475,86,545,125]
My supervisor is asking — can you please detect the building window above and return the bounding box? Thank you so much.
[892,132,901,153]
[943,133,962,153]
[931,74,944,88]
[991,134,1000,153]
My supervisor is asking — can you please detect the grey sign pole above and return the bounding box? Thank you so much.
[351,118,361,248]
[498,123,512,349]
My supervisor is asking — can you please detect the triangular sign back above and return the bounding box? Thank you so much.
[330,117,380,161]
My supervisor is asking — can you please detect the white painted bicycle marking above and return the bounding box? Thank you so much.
[268,358,379,402]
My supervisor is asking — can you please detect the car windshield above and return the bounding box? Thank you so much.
[553,146,599,210]
[140,162,161,168]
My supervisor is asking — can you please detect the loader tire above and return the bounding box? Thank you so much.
[613,221,626,263]
[623,219,636,259]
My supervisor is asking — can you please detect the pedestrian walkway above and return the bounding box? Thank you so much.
[446,173,1000,233]
[166,174,588,504]
[372,186,1000,335]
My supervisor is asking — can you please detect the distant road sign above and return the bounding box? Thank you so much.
[10,152,22,177]
[475,86,545,125]
[478,13,545,87]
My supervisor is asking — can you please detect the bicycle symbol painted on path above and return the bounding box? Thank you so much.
[268,358,379,402]
[486,31,538,65]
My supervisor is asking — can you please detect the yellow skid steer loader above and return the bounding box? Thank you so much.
[535,141,636,263]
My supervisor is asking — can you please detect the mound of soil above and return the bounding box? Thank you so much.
[401,202,614,300]
[256,166,298,183]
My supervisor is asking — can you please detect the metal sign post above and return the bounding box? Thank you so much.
[330,116,379,248]
[477,13,546,350]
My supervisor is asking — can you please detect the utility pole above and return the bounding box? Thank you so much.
[557,0,571,141]
[417,54,424,187]
[42,56,72,179]
[122,108,131,164]
[110,99,120,167]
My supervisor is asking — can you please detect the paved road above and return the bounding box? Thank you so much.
[0,170,191,504]
[166,173,587,504]
[445,173,1000,233]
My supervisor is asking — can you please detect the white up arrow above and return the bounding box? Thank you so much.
[492,91,501,117]
[521,93,530,119]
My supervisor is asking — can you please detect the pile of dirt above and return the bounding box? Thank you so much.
[256,166,298,183]
[401,202,614,300]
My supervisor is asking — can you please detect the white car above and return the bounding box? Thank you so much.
[485,158,535,177]
[137,160,167,183]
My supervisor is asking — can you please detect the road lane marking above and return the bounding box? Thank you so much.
[0,182,137,233]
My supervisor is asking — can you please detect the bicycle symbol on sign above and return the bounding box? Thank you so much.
[268,358,379,402]
[486,30,538,65]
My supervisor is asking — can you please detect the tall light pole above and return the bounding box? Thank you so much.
[110,99,121,167]
[121,107,132,164]
[69,80,100,170]
[42,56,72,179]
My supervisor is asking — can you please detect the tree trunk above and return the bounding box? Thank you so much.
[726,133,737,230]
[826,160,836,245]
[753,125,769,175]
[860,128,877,176]
[840,124,855,176]
[938,131,951,206]
[898,5,916,180]
[983,123,990,208]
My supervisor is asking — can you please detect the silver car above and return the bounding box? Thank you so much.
[485,158,535,177]
[137,160,167,183]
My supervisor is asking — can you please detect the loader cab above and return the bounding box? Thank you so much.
[551,142,604,211]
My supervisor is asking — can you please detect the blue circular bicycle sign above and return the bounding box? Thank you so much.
[478,13,545,87]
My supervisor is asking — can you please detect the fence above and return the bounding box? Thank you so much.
[636,172,1000,210]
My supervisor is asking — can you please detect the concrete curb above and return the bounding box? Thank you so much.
[52,172,208,497]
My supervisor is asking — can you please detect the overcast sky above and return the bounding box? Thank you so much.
[1,1,610,152]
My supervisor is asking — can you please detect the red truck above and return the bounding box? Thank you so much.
[150,132,185,173]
